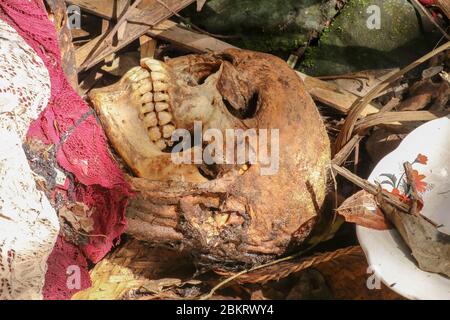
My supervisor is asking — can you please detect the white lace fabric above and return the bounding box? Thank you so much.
[0,18,59,300]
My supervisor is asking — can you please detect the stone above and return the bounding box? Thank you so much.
[182,0,341,53]
[299,0,441,76]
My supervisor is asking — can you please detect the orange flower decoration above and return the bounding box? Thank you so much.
[391,188,410,203]
[390,187,424,210]
[411,170,427,192]
[416,153,428,165]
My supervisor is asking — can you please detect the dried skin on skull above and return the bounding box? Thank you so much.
[90,49,331,267]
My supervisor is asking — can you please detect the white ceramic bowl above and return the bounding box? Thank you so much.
[356,116,450,300]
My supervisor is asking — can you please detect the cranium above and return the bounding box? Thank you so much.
[90,49,331,267]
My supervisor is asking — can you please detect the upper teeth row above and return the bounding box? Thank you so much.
[128,59,176,150]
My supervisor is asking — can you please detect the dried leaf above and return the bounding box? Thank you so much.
[141,278,182,294]
[337,190,392,230]
[59,202,95,234]
[377,194,450,277]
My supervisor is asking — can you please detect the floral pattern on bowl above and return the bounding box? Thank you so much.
[378,153,432,214]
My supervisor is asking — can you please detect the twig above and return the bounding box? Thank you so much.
[379,97,401,113]
[200,246,362,299]
[0,213,12,221]
[331,134,363,166]
[403,162,419,215]
[199,249,308,300]
[287,32,315,68]
[330,163,339,210]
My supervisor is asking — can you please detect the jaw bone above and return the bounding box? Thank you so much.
[89,61,206,183]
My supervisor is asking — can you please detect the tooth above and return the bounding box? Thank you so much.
[148,127,162,141]
[138,81,153,94]
[158,111,172,126]
[155,139,167,150]
[125,66,142,79]
[153,81,169,92]
[162,124,175,138]
[151,71,169,82]
[128,66,142,73]
[141,58,166,73]
[140,102,154,116]
[130,68,150,82]
[143,112,157,127]
[155,102,169,112]
[154,92,169,102]
[141,92,153,103]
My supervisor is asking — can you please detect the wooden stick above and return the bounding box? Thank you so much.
[139,35,157,59]
[330,164,410,212]
[66,0,129,20]
[79,0,142,70]
[147,22,237,53]
[331,134,363,166]
[354,110,449,132]
[76,0,196,72]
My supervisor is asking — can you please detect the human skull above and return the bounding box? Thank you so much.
[90,49,330,267]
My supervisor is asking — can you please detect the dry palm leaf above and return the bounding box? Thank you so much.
[334,41,450,153]
[72,239,196,300]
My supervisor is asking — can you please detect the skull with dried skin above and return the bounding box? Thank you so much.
[89,49,330,268]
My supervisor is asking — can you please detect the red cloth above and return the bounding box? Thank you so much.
[419,0,435,5]
[43,236,91,300]
[0,0,132,299]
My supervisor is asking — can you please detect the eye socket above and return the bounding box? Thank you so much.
[197,71,217,86]
[217,53,235,65]
[188,62,222,86]
[223,90,260,120]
